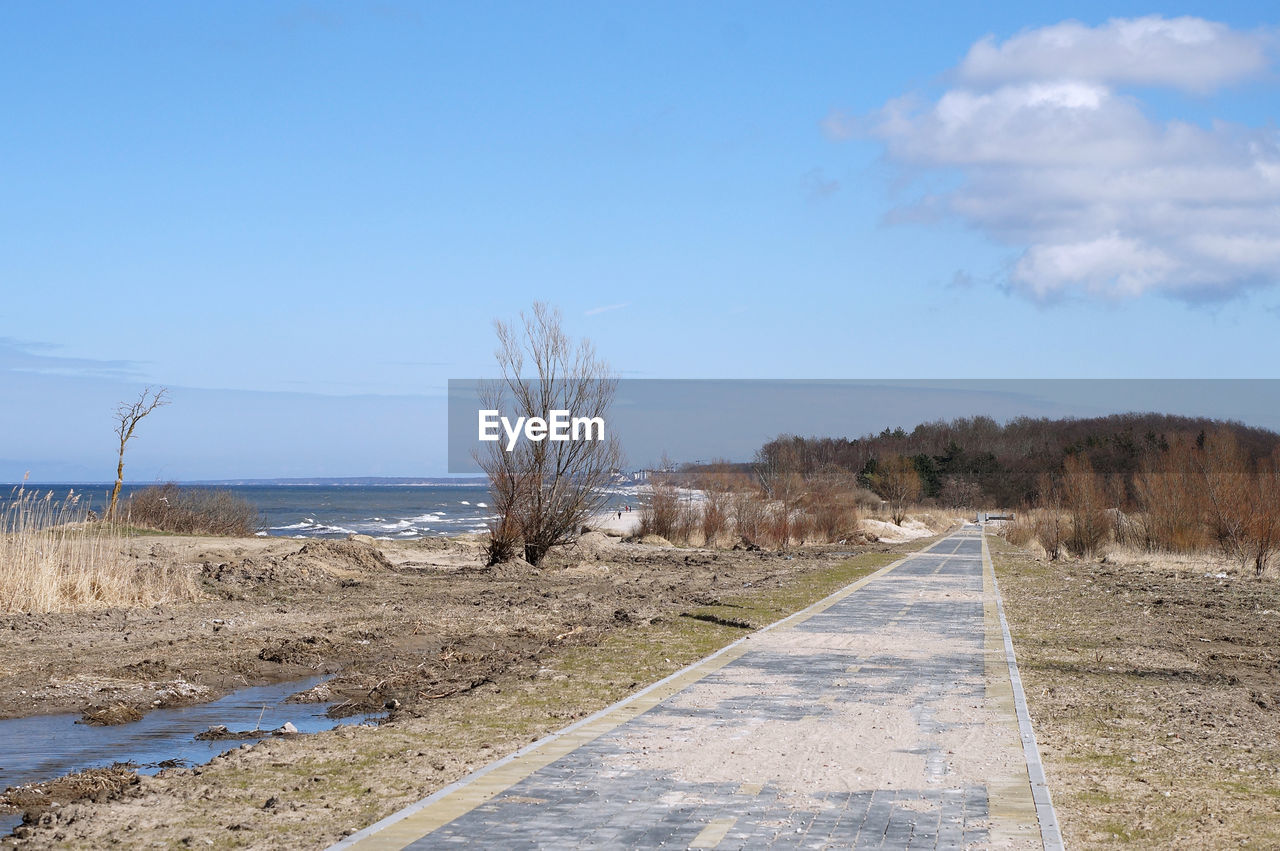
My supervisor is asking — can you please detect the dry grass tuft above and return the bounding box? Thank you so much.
[1,486,200,614]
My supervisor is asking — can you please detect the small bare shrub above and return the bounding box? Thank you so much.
[1004,514,1036,548]
[636,477,704,545]
[1243,447,1280,577]
[870,455,922,526]
[1194,431,1257,567]
[761,509,791,549]
[731,491,767,544]
[803,468,861,542]
[1134,438,1208,552]
[1032,474,1067,560]
[851,486,884,511]
[637,478,682,542]
[484,464,526,566]
[694,463,740,547]
[675,497,701,545]
[755,438,804,549]
[1034,510,1067,560]
[1061,454,1112,558]
[699,488,729,546]
[1108,508,1146,548]
[783,511,814,545]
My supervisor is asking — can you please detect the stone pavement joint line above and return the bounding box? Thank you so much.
[333,529,1058,850]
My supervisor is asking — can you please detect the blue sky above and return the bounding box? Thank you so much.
[3,2,1278,479]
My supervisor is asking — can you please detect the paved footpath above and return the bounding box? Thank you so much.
[335,528,1061,850]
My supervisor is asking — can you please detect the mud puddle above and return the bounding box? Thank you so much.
[0,676,376,833]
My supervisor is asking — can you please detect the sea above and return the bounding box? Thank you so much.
[6,482,639,540]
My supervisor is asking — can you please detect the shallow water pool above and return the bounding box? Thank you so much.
[0,676,376,834]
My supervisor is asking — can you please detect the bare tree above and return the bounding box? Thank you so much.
[939,475,981,509]
[108,387,169,518]
[477,304,621,566]
[754,436,805,550]
[871,454,921,526]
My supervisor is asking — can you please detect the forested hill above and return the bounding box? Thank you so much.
[755,413,1280,508]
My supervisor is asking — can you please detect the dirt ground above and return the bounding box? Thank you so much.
[0,532,837,722]
[0,528,935,848]
[991,535,1280,849]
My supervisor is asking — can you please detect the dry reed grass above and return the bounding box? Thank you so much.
[1,486,199,614]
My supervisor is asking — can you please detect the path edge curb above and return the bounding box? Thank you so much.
[983,529,1067,851]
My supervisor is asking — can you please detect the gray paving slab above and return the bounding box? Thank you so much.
[339,528,1052,850]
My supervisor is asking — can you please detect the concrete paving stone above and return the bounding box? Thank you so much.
[368,531,1050,851]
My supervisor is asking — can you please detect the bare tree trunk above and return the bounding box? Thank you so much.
[107,387,169,519]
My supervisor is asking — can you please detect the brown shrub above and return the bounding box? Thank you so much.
[699,488,729,546]
[761,510,791,549]
[1034,511,1067,560]
[637,478,702,545]
[803,468,861,543]
[126,483,260,536]
[1243,447,1280,576]
[1061,454,1112,558]
[731,491,767,544]
[1003,514,1036,547]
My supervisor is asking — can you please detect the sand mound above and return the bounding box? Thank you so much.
[860,518,936,544]
[201,539,395,590]
[288,539,395,573]
[201,556,336,588]
[488,556,540,577]
[571,530,621,558]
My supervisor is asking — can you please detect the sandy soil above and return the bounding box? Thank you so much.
[859,517,946,544]
[0,532,844,723]
[0,529,901,846]
[585,509,641,537]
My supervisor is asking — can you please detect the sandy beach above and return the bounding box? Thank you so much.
[586,506,642,536]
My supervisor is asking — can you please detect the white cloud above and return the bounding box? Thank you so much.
[858,15,1280,302]
[958,16,1272,93]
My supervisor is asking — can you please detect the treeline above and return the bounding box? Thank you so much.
[741,413,1280,508]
